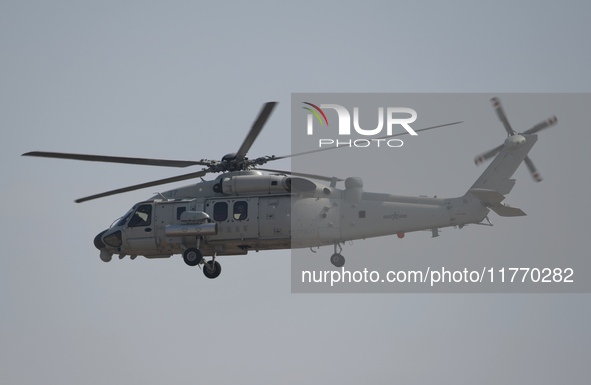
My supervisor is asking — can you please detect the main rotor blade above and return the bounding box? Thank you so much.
[236,102,277,159]
[75,170,209,203]
[272,121,463,161]
[474,144,504,165]
[255,167,343,182]
[523,116,557,135]
[491,97,515,135]
[22,151,208,168]
[524,155,542,182]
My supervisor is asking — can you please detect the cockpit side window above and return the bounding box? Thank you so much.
[128,204,152,227]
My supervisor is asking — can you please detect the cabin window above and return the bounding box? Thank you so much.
[128,204,152,227]
[233,201,248,220]
[176,207,186,220]
[213,202,228,221]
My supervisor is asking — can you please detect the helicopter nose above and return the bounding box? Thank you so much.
[94,229,108,250]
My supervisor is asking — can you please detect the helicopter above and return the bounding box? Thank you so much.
[22,98,557,279]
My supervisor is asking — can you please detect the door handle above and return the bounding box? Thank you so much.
[145,228,152,232]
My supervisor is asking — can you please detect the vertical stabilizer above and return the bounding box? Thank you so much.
[469,134,538,195]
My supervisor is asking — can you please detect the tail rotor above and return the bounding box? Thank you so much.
[474,97,557,182]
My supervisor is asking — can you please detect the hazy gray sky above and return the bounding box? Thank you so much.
[1,1,590,384]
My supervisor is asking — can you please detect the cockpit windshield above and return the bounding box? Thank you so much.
[111,203,153,228]
[113,207,135,228]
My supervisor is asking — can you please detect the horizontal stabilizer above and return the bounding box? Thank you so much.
[469,188,505,205]
[489,205,526,217]
[469,188,526,217]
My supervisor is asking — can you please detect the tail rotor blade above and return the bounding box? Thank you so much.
[474,144,504,165]
[491,97,515,135]
[523,116,558,135]
[524,156,542,182]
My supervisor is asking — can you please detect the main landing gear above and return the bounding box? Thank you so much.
[203,259,222,279]
[183,247,222,279]
[182,237,222,279]
[183,248,203,266]
[330,243,345,268]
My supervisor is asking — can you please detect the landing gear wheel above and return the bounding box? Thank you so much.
[203,260,222,279]
[183,248,203,267]
[330,253,345,268]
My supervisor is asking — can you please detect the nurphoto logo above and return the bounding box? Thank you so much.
[302,102,418,148]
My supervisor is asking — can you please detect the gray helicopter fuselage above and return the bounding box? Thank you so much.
[97,170,488,262]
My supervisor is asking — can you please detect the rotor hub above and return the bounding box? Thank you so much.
[474,97,557,183]
[221,153,237,162]
[504,134,526,147]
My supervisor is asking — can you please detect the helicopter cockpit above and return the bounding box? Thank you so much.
[111,204,152,228]
[95,202,155,258]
